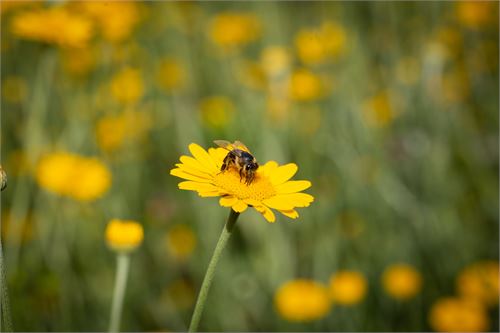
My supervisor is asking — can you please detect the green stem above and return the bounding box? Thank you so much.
[188,209,240,332]
[108,253,130,333]
[0,237,13,332]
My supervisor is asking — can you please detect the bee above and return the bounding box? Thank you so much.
[214,140,259,185]
[0,165,6,191]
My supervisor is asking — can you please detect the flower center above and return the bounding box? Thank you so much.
[213,166,276,201]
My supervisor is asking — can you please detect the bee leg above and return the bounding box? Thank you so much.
[221,154,232,172]
[246,171,254,185]
[239,168,244,183]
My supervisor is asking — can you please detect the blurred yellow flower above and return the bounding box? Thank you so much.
[456,1,497,29]
[429,297,489,332]
[456,261,499,306]
[11,7,93,48]
[37,152,76,196]
[209,12,261,49]
[110,67,144,105]
[2,76,27,104]
[322,22,347,57]
[36,152,111,202]
[199,96,234,129]
[156,57,186,92]
[70,158,112,201]
[77,1,141,43]
[295,29,324,65]
[165,224,197,261]
[275,279,331,322]
[289,69,324,102]
[382,264,422,300]
[0,1,38,15]
[329,270,367,305]
[95,111,152,153]
[362,91,395,128]
[170,142,314,222]
[261,46,291,77]
[295,21,346,65]
[105,219,144,252]
[61,47,96,77]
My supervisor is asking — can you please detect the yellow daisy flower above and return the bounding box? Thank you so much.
[170,142,313,222]
[275,279,331,322]
[456,261,499,306]
[36,152,111,202]
[382,264,422,300]
[11,6,93,48]
[329,270,367,305]
[429,297,489,332]
[105,219,144,253]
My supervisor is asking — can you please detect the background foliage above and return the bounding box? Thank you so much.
[1,1,498,331]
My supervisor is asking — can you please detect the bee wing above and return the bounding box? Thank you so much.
[233,140,250,152]
[213,140,233,151]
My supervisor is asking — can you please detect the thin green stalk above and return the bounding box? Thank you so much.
[188,209,240,332]
[108,253,130,333]
[7,50,56,273]
[0,237,13,332]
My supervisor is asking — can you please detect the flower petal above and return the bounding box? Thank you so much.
[176,164,213,179]
[275,180,312,194]
[232,200,248,213]
[258,160,278,177]
[272,193,314,207]
[188,143,218,173]
[269,163,298,185]
[178,181,218,193]
[219,196,238,207]
[262,196,295,211]
[254,205,276,223]
[170,168,213,183]
[243,198,261,207]
[279,209,299,219]
[208,147,228,168]
[180,156,214,176]
[198,190,222,197]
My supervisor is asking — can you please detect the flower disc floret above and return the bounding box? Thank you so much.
[213,168,276,201]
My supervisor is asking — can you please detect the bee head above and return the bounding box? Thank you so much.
[245,162,259,171]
